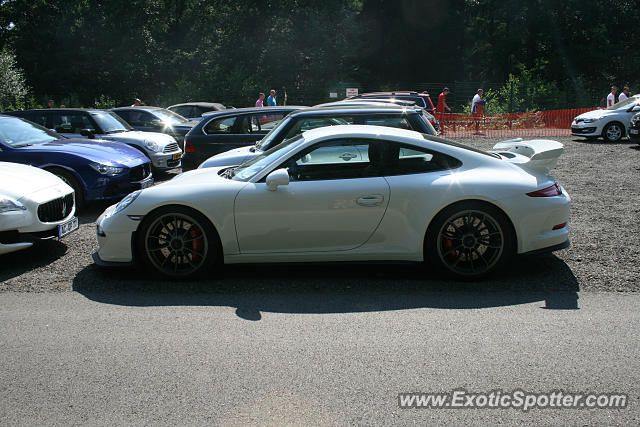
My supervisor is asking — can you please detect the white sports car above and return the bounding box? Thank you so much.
[0,162,78,255]
[94,125,570,279]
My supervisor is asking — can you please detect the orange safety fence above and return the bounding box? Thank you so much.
[435,108,597,138]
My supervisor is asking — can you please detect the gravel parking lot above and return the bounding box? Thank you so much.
[1,136,638,295]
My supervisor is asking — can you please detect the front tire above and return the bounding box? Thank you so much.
[425,201,514,279]
[602,122,624,142]
[136,206,220,278]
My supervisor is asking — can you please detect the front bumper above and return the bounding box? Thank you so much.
[94,204,140,263]
[0,187,77,255]
[571,122,602,137]
[86,165,154,202]
[149,151,183,170]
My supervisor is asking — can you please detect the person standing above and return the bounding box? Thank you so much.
[266,89,277,106]
[607,86,618,107]
[471,88,486,134]
[436,87,452,129]
[47,99,55,108]
[618,86,630,102]
[255,92,265,107]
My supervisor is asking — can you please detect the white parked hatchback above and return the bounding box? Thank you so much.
[0,162,78,255]
[571,94,640,142]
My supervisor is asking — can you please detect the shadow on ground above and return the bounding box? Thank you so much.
[73,253,580,319]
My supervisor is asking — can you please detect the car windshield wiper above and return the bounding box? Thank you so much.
[221,167,238,179]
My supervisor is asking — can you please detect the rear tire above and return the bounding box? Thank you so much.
[136,206,221,279]
[425,201,514,280]
[49,168,85,211]
[602,122,624,142]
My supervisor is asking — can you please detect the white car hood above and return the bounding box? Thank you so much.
[102,130,176,146]
[199,145,255,168]
[576,109,622,120]
[0,162,72,201]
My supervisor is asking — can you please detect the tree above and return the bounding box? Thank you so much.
[0,48,29,109]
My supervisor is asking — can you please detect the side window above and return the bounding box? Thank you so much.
[362,115,412,129]
[282,116,352,140]
[127,111,155,126]
[249,112,286,134]
[172,106,191,117]
[385,143,462,176]
[277,138,378,181]
[203,116,237,134]
[52,112,94,133]
[115,110,131,123]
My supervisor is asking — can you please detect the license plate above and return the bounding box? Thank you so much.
[141,179,154,189]
[172,153,182,160]
[631,129,639,134]
[58,217,79,238]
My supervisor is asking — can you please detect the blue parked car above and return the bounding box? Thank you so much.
[0,115,153,208]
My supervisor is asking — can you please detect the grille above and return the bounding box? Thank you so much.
[163,142,180,153]
[130,163,152,181]
[38,193,74,222]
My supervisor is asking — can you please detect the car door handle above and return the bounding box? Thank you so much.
[357,195,384,206]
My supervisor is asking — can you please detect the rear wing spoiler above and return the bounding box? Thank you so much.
[491,138,564,174]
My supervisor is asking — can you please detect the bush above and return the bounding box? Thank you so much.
[0,49,30,110]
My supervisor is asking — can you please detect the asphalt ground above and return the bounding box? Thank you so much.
[1,135,639,425]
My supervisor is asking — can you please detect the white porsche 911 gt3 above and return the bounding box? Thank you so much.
[94,125,570,279]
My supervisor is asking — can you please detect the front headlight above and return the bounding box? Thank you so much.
[113,190,141,215]
[144,139,161,152]
[90,162,125,175]
[631,115,640,126]
[0,198,27,213]
[582,117,603,123]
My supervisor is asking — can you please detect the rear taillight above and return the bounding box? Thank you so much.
[185,139,195,153]
[527,182,562,197]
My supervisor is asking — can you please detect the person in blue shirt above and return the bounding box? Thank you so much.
[266,89,277,106]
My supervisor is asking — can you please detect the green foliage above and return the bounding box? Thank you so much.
[0,48,29,110]
[0,0,637,109]
[94,94,116,109]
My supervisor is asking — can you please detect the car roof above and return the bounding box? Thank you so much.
[201,105,306,118]
[168,102,225,108]
[112,106,166,111]
[359,91,431,96]
[6,108,113,114]
[302,124,422,140]
[291,104,423,116]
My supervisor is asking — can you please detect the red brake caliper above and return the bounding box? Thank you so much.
[442,237,457,261]
[190,226,203,262]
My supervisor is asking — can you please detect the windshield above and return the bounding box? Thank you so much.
[255,117,290,150]
[152,109,189,124]
[0,118,61,147]
[607,96,639,110]
[91,111,133,133]
[232,134,304,181]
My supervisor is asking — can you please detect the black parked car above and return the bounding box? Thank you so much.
[167,102,226,121]
[630,112,640,144]
[111,106,198,149]
[182,106,305,170]
[196,104,438,170]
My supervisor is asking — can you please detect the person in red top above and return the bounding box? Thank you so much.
[436,87,451,131]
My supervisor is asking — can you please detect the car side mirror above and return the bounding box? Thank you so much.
[150,119,165,128]
[80,129,95,139]
[266,168,289,191]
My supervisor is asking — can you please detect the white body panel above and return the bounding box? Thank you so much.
[95,126,570,267]
[0,162,76,255]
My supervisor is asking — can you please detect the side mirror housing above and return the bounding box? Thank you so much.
[80,129,95,139]
[266,168,289,191]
